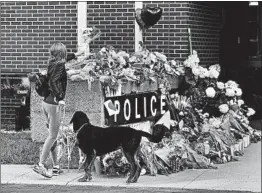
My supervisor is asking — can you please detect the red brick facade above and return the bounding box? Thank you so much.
[1,1,222,127]
[87,1,135,53]
[188,2,221,65]
[1,1,78,73]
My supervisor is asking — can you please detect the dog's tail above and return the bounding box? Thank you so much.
[135,124,170,143]
[136,130,159,143]
[136,130,152,139]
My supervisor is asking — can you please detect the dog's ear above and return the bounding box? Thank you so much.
[70,112,76,124]
[86,116,90,124]
[79,111,90,124]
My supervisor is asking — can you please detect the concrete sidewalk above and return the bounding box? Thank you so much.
[1,142,261,193]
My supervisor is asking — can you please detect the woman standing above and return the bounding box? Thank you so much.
[33,42,67,178]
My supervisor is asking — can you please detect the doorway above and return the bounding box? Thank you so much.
[219,1,262,118]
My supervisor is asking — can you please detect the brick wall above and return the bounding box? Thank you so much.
[87,1,135,53]
[1,1,78,73]
[188,2,222,66]
[142,1,190,61]
[1,95,23,127]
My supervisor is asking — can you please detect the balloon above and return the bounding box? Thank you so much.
[135,7,163,30]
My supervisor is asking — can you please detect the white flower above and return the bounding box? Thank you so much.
[225,88,235,97]
[183,59,190,67]
[21,77,30,88]
[209,117,221,128]
[235,88,242,96]
[170,120,177,127]
[189,53,200,64]
[184,58,196,68]
[192,66,200,76]
[170,60,176,67]
[109,50,118,59]
[203,113,209,118]
[205,87,216,98]
[198,68,205,78]
[182,127,190,132]
[225,80,238,89]
[229,100,235,105]
[183,51,200,68]
[216,82,225,90]
[198,67,209,78]
[100,47,107,52]
[149,52,157,63]
[164,63,172,72]
[204,69,210,78]
[209,68,219,79]
[40,70,47,75]
[129,56,136,63]
[179,112,184,116]
[193,56,200,64]
[209,64,221,73]
[154,52,167,62]
[117,51,129,58]
[247,108,255,117]
[237,99,244,107]
[219,104,229,114]
[118,56,126,66]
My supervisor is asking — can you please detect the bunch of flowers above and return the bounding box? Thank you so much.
[57,125,77,166]
[102,149,130,176]
[183,51,220,81]
[184,50,200,68]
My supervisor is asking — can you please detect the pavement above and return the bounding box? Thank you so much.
[1,141,261,193]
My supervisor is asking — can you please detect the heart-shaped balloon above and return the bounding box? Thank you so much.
[141,7,162,29]
[144,7,163,30]
[136,7,162,30]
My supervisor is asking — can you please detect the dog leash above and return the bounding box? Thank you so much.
[58,104,91,172]
[57,99,79,172]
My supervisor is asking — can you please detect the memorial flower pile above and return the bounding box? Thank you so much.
[65,46,183,89]
[63,48,261,176]
[103,50,261,175]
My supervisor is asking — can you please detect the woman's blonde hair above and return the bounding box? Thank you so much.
[49,42,67,64]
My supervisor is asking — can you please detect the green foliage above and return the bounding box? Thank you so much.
[1,131,40,165]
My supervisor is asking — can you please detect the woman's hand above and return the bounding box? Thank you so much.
[58,100,65,107]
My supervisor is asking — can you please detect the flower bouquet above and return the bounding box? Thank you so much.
[101,149,130,177]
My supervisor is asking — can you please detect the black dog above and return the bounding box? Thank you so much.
[70,111,170,183]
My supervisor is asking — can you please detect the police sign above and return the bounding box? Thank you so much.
[104,92,169,126]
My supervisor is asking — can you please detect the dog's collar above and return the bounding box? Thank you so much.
[76,123,89,134]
